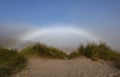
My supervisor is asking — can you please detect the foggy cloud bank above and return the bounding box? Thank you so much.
[0,23,120,51]
[0,23,34,48]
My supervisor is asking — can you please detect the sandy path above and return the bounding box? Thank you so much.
[14,57,120,77]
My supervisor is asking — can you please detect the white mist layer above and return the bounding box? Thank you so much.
[20,26,100,51]
[22,27,99,41]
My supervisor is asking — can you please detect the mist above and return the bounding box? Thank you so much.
[0,23,34,48]
[0,0,120,51]
[0,23,120,52]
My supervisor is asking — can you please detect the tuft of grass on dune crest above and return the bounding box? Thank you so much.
[20,43,68,59]
[0,42,119,77]
[78,42,120,61]
[68,42,120,69]
[68,42,120,61]
[68,51,79,59]
[0,47,27,77]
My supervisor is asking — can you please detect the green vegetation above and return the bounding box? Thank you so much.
[0,42,120,77]
[78,42,120,60]
[0,47,27,77]
[68,51,79,59]
[20,43,67,59]
[68,42,120,61]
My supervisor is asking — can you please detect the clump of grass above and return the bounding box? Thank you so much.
[20,43,67,59]
[0,47,27,77]
[68,51,80,59]
[78,42,120,61]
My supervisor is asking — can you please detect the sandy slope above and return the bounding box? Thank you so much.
[13,57,120,77]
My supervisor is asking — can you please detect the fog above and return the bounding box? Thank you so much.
[0,23,120,52]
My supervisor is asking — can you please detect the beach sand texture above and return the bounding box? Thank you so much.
[14,57,120,77]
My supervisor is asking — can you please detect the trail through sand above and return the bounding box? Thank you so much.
[14,57,120,77]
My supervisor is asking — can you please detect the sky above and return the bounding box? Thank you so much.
[0,0,120,51]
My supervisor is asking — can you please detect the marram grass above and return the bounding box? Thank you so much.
[0,42,120,77]
[0,47,27,77]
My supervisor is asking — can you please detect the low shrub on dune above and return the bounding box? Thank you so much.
[0,47,26,77]
[20,43,67,59]
[0,42,119,77]
[68,51,80,59]
[78,42,120,61]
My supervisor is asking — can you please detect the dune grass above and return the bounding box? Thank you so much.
[0,42,120,77]
[68,51,80,59]
[78,42,120,60]
[69,42,120,61]
[20,43,67,59]
[68,42,120,69]
[0,47,27,77]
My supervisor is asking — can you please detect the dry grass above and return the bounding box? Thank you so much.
[20,43,67,59]
[0,47,27,77]
[1,42,120,77]
[68,42,120,61]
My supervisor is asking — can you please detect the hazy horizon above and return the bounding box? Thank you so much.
[0,0,120,51]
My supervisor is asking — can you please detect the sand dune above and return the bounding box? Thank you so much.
[13,57,120,77]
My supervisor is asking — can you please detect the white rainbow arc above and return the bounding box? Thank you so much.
[21,27,99,42]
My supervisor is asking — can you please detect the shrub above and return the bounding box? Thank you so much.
[78,42,120,61]
[20,43,67,59]
[0,47,27,77]
[68,51,80,59]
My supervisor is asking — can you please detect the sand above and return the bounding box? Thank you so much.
[13,57,120,77]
